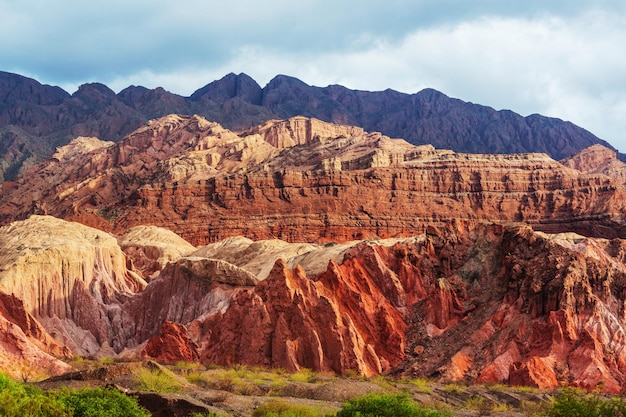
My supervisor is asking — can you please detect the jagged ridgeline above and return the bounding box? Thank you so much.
[1,112,626,392]
[2,114,626,243]
[0,71,617,183]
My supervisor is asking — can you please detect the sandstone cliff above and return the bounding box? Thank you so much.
[0,215,146,356]
[2,114,625,244]
[561,144,626,184]
[1,215,626,392]
[137,223,626,391]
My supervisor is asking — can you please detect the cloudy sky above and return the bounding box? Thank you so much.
[2,0,626,151]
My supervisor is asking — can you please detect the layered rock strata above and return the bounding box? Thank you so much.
[1,115,626,244]
[138,223,626,392]
[1,215,626,391]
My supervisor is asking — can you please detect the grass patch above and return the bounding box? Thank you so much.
[133,367,184,393]
[543,389,626,417]
[0,372,149,417]
[407,378,433,394]
[335,393,451,417]
[57,386,150,417]
[288,368,316,383]
[442,383,465,394]
[252,400,321,417]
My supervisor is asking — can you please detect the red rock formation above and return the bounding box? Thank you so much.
[142,321,199,363]
[561,144,626,184]
[0,213,625,391]
[2,115,626,245]
[167,224,626,392]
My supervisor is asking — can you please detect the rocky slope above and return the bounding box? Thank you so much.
[2,215,626,393]
[0,71,618,182]
[2,114,625,244]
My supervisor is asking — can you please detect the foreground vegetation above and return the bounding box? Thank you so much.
[0,372,149,417]
[4,362,626,416]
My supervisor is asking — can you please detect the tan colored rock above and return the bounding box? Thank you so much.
[119,225,196,280]
[3,115,626,245]
[240,116,365,148]
[561,144,626,183]
[0,215,146,355]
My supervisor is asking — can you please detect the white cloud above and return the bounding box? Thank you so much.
[185,10,626,151]
[4,2,626,151]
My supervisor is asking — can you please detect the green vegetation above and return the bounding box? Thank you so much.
[57,387,149,417]
[133,367,184,393]
[0,372,148,417]
[406,377,433,394]
[335,393,451,417]
[543,389,626,417]
[253,400,320,417]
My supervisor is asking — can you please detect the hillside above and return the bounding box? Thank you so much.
[0,71,617,183]
[1,116,626,394]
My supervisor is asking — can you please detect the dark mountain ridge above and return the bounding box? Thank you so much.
[0,70,617,183]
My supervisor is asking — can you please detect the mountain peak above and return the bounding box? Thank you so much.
[189,72,262,104]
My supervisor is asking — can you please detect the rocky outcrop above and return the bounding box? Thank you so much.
[0,292,72,379]
[2,115,625,244]
[1,214,626,391]
[142,321,199,363]
[0,71,618,184]
[119,225,197,280]
[561,144,626,184]
[135,223,626,391]
[0,215,146,356]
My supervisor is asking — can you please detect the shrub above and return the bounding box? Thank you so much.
[544,389,626,417]
[335,393,450,417]
[58,387,149,417]
[252,400,319,417]
[0,372,68,417]
[288,368,316,383]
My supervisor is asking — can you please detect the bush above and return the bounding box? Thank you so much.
[335,393,450,417]
[544,389,626,417]
[0,372,69,417]
[58,387,149,417]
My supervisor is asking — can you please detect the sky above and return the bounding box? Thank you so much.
[2,0,626,151]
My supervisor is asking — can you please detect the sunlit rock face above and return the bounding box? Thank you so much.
[1,115,626,391]
[0,215,145,356]
[0,213,626,391]
[138,224,626,392]
[2,115,626,246]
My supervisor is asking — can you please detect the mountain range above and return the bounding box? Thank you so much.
[2,112,626,392]
[0,70,618,183]
[2,71,626,394]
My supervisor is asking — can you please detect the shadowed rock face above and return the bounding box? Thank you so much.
[0,71,618,184]
[1,215,626,392]
[2,115,626,245]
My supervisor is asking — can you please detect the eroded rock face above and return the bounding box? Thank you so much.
[0,215,146,356]
[2,115,626,245]
[119,225,196,280]
[140,223,626,391]
[561,144,626,184]
[0,292,72,378]
[142,321,199,363]
[1,214,626,391]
